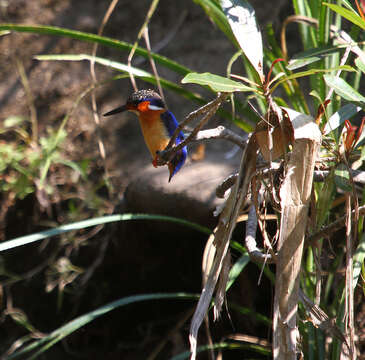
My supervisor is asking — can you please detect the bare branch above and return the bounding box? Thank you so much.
[157,92,229,165]
[306,204,365,246]
[190,126,247,148]
[216,173,239,198]
[245,204,276,264]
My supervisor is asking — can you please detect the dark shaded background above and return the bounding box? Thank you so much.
[2,1,349,359]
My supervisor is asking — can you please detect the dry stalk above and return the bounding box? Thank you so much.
[273,115,321,359]
[341,194,356,359]
[189,134,258,360]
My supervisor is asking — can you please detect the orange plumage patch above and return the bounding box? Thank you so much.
[138,111,170,159]
[137,101,150,113]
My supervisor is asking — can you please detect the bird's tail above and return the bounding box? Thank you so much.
[168,148,187,182]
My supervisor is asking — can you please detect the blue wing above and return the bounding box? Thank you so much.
[161,111,187,181]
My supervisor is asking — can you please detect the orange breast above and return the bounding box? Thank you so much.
[138,112,169,158]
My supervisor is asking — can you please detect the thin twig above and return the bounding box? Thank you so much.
[281,15,318,60]
[134,11,188,66]
[90,0,119,177]
[281,15,365,63]
[306,204,365,245]
[219,165,365,203]
[127,0,160,91]
[143,26,164,103]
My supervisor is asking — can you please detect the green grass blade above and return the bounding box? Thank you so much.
[0,214,211,252]
[182,72,258,93]
[323,3,365,29]
[35,53,201,102]
[0,23,191,75]
[270,65,355,93]
[226,252,250,291]
[353,232,365,291]
[8,293,199,359]
[35,54,254,130]
[171,341,271,360]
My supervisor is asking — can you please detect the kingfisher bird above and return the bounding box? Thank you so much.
[104,89,187,182]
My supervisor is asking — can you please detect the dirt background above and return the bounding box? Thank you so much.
[2,1,364,360]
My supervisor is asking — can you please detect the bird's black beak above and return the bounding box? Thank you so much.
[103,104,128,116]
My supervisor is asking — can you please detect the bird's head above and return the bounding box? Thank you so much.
[103,89,166,116]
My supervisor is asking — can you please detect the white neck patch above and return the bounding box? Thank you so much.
[148,104,164,111]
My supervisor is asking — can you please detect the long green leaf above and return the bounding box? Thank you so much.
[0,214,211,252]
[270,65,355,93]
[323,103,362,135]
[341,0,359,13]
[8,293,199,360]
[287,45,344,70]
[355,57,365,74]
[323,3,365,30]
[0,24,257,129]
[324,74,365,104]
[0,23,191,75]
[36,54,258,131]
[182,72,258,93]
[35,53,203,103]
[220,0,263,80]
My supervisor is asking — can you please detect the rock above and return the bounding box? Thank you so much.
[123,148,241,230]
